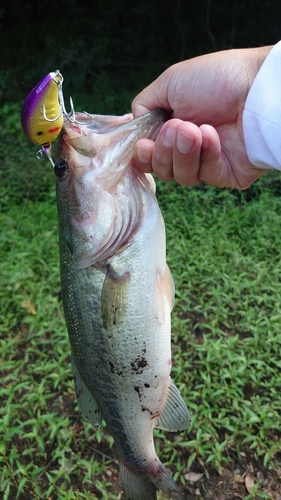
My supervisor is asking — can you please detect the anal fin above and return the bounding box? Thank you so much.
[155,377,190,432]
[71,354,102,428]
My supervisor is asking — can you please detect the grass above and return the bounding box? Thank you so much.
[157,183,281,474]
[1,103,281,499]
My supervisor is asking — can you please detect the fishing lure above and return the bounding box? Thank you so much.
[21,70,74,166]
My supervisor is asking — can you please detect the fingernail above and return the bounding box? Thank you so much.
[176,129,194,153]
[163,126,176,147]
[136,146,151,164]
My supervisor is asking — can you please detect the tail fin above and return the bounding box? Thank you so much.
[120,460,185,500]
[120,463,157,500]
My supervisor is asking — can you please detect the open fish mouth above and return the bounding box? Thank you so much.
[62,108,168,142]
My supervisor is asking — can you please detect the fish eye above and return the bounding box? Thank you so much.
[54,158,68,179]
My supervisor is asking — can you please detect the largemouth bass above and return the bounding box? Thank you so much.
[55,109,191,500]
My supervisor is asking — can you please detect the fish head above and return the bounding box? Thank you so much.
[55,109,168,266]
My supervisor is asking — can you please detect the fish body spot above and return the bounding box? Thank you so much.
[130,356,148,374]
[141,405,152,415]
[141,406,160,420]
[134,386,142,401]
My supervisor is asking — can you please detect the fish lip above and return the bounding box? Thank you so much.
[143,108,169,140]
[62,108,169,141]
[153,108,169,122]
[61,123,86,141]
[132,108,169,126]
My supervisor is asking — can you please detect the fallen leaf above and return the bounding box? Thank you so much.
[245,473,255,493]
[21,298,36,315]
[184,472,204,482]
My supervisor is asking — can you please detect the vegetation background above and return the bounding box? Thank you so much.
[1,0,281,499]
[1,0,281,109]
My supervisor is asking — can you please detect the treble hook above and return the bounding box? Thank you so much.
[42,70,76,122]
[36,144,54,167]
[75,110,92,125]
[42,70,91,125]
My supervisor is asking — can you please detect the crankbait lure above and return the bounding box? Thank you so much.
[21,70,74,166]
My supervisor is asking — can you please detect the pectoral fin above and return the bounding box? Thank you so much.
[71,355,102,428]
[156,265,175,324]
[101,267,130,329]
[154,377,190,432]
[163,264,175,312]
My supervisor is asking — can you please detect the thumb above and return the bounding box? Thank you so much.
[131,73,173,117]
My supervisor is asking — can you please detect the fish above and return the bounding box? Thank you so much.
[55,109,191,500]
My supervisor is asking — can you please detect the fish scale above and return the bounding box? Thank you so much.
[55,109,191,500]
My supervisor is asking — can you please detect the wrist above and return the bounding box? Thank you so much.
[251,45,274,80]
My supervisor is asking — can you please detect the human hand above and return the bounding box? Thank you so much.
[132,46,272,189]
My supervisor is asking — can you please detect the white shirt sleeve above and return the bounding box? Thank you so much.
[242,41,281,170]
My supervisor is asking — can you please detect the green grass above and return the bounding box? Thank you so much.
[156,182,281,476]
[1,103,281,499]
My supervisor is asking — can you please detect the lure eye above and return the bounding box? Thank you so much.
[54,159,68,179]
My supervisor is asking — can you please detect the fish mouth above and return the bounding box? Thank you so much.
[62,108,169,142]
[58,108,169,160]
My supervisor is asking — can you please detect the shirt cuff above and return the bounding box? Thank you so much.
[243,41,281,171]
